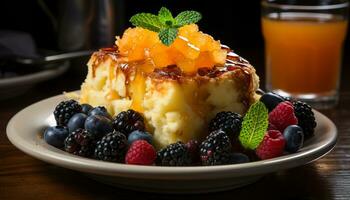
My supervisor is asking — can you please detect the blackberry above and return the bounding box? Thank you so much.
[54,100,82,126]
[156,142,192,166]
[94,131,128,162]
[209,111,242,138]
[200,130,233,165]
[112,109,145,136]
[185,140,200,164]
[293,101,317,139]
[64,128,96,157]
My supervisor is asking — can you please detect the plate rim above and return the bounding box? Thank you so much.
[6,93,338,180]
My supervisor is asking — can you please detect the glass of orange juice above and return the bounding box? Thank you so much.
[262,0,348,109]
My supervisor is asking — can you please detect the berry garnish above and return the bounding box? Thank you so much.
[81,104,93,114]
[230,153,250,164]
[44,126,69,148]
[185,140,200,164]
[156,142,192,166]
[67,113,87,133]
[283,125,304,153]
[84,115,113,139]
[88,106,112,119]
[125,140,156,165]
[200,130,232,166]
[209,111,242,138]
[94,131,128,162]
[256,130,286,160]
[54,100,82,126]
[113,109,145,136]
[269,101,298,133]
[259,92,285,112]
[293,101,317,139]
[64,128,96,157]
[128,130,153,145]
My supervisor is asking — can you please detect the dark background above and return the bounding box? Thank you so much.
[0,0,349,85]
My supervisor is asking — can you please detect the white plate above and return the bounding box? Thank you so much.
[0,62,69,100]
[6,93,337,193]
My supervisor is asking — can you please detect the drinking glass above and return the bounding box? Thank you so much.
[262,0,349,109]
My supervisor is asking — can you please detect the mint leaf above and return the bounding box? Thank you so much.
[159,28,178,46]
[158,7,174,26]
[130,13,164,32]
[175,11,202,26]
[239,101,268,150]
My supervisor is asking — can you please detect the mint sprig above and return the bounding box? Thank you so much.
[129,7,202,46]
[239,101,269,150]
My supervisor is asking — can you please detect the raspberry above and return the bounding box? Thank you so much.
[269,101,298,132]
[256,130,286,160]
[125,140,156,165]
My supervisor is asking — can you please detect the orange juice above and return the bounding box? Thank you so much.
[262,13,348,94]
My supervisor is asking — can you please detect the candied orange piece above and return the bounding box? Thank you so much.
[211,49,227,65]
[150,43,174,67]
[173,37,200,60]
[176,58,197,73]
[195,52,215,68]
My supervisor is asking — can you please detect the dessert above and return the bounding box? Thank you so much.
[79,9,259,148]
[43,8,317,166]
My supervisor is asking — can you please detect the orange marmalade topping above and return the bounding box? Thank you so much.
[115,24,227,74]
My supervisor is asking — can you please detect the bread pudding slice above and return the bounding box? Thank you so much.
[79,25,259,148]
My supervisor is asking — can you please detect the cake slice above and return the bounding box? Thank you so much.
[79,25,259,148]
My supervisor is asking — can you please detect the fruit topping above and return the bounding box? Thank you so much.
[64,128,96,157]
[54,100,82,126]
[84,115,114,139]
[259,92,285,112]
[283,125,304,153]
[209,111,242,139]
[88,106,112,119]
[125,140,157,165]
[44,126,69,148]
[116,7,226,74]
[256,130,286,160]
[200,130,233,166]
[268,101,298,133]
[128,130,153,145]
[156,142,192,166]
[94,131,128,162]
[81,103,93,114]
[67,113,87,133]
[185,140,200,164]
[292,101,317,139]
[112,109,145,136]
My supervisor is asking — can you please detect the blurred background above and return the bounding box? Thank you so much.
[0,0,349,98]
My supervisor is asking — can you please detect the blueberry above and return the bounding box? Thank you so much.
[84,115,113,138]
[44,126,69,148]
[283,125,304,153]
[128,130,153,145]
[67,113,87,133]
[231,153,250,164]
[88,106,112,119]
[81,104,93,114]
[260,92,285,112]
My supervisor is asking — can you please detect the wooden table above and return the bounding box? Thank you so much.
[1,58,350,200]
